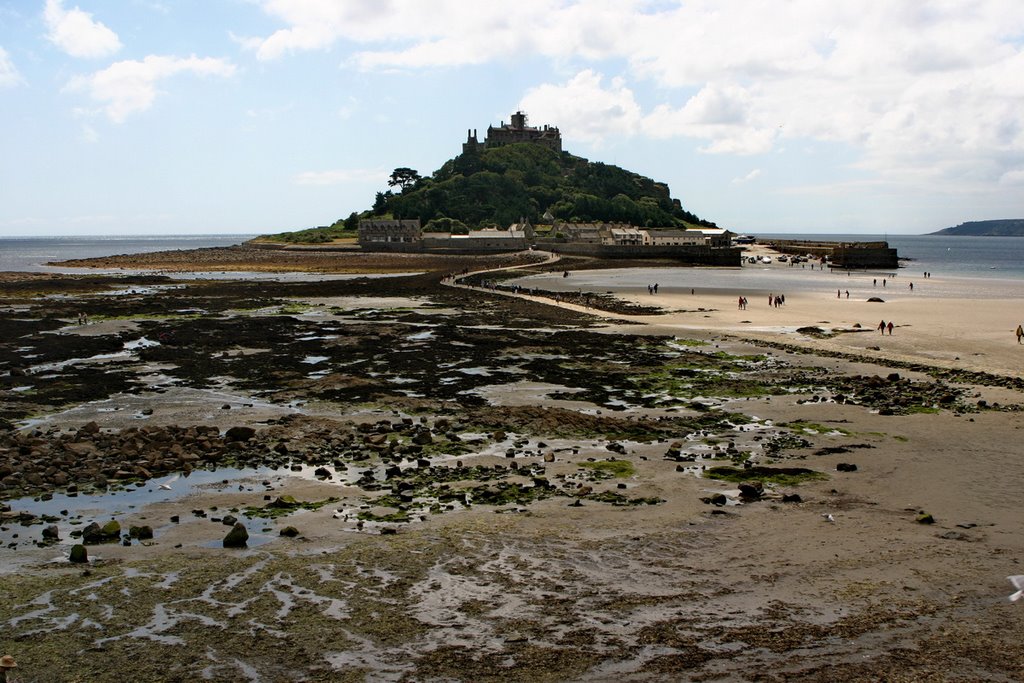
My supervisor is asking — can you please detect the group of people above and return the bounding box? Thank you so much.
[878,319,895,335]
[768,293,785,307]
[647,283,659,294]
[737,296,749,310]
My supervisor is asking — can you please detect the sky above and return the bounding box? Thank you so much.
[1,1,1023,237]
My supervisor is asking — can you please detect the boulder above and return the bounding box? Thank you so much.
[738,481,764,500]
[279,526,300,537]
[225,426,256,442]
[42,524,60,541]
[101,519,121,537]
[69,544,88,563]
[223,522,249,548]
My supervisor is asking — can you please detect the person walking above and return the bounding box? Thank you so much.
[0,655,17,683]
[1016,324,1023,344]
[878,320,886,335]
[887,321,894,335]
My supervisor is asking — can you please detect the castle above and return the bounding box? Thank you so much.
[463,111,562,154]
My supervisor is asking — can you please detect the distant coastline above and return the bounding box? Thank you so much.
[929,219,1024,236]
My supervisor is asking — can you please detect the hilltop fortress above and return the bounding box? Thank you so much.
[463,111,562,154]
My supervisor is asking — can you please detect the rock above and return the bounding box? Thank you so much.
[781,493,802,503]
[225,426,256,442]
[738,481,764,500]
[543,451,555,463]
[69,544,88,563]
[279,526,300,537]
[223,522,249,548]
[129,525,154,540]
[709,493,728,506]
[411,429,433,445]
[916,513,935,524]
[42,524,60,541]
[101,519,121,537]
[221,515,238,526]
[836,463,858,472]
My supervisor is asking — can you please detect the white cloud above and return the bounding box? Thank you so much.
[43,0,122,59]
[1000,169,1024,185]
[247,1,1024,191]
[67,55,237,122]
[0,46,22,87]
[293,168,387,186]
[732,169,761,184]
[519,70,643,145]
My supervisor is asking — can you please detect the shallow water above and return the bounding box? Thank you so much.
[511,264,1024,300]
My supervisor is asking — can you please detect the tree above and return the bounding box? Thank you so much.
[372,190,393,214]
[388,167,421,191]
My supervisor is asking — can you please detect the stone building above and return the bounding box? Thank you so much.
[647,230,708,247]
[358,219,422,249]
[463,111,562,153]
[553,222,633,243]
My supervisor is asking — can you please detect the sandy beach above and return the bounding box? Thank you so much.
[1,247,1023,682]
[506,262,1024,379]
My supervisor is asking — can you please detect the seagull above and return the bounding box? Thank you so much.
[822,513,835,523]
[158,474,180,491]
[1009,575,1024,602]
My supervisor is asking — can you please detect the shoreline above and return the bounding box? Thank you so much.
[2,246,1023,681]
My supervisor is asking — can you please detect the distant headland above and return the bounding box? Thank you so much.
[929,219,1024,236]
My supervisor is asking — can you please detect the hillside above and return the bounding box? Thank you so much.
[266,142,715,243]
[930,219,1024,236]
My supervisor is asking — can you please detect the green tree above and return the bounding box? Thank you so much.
[388,167,421,191]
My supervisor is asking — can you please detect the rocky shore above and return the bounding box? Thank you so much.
[1,248,1023,682]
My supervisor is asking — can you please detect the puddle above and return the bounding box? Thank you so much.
[0,464,365,552]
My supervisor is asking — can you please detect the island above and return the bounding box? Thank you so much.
[930,219,1024,236]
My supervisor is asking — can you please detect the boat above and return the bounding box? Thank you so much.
[733,234,756,244]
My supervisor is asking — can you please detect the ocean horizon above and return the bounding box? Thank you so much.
[3,232,1024,282]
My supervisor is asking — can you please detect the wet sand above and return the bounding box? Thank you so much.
[1,248,1023,681]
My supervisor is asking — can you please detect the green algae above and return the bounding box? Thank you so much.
[579,460,635,479]
[703,465,827,486]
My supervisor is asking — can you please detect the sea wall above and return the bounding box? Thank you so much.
[763,239,898,269]
[538,241,741,265]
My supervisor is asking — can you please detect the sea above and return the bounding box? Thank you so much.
[2,233,1023,277]
[0,234,256,273]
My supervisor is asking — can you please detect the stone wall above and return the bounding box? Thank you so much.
[765,239,898,268]
[539,241,741,265]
